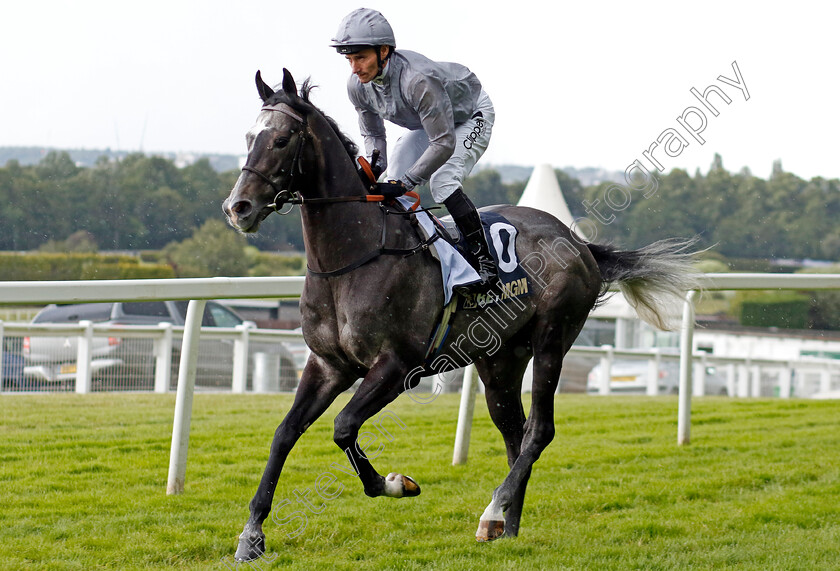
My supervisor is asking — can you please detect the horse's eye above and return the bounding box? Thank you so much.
[274,137,290,149]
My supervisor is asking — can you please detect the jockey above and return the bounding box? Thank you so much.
[331,7,498,289]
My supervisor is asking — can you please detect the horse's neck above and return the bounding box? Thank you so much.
[299,140,385,273]
[300,202,385,273]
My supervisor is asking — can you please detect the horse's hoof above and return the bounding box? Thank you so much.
[383,472,421,498]
[476,519,505,542]
[234,523,265,562]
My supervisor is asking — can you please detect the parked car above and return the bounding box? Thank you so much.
[586,358,729,395]
[23,301,298,391]
[2,350,25,390]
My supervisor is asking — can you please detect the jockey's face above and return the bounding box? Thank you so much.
[345,46,390,83]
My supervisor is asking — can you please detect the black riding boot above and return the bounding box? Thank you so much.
[443,189,499,290]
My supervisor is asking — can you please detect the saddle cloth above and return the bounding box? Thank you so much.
[396,197,479,304]
[395,197,531,308]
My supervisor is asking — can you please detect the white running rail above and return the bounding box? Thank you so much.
[1,273,838,485]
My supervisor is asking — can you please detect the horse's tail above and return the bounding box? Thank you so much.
[587,237,702,331]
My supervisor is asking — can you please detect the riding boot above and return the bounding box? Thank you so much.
[443,189,499,291]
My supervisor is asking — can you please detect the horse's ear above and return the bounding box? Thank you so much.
[282,68,297,96]
[255,70,274,103]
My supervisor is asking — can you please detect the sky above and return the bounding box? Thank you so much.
[2,0,839,181]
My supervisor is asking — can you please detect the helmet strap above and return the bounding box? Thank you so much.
[376,46,392,76]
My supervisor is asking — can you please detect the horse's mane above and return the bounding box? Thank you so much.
[266,78,359,159]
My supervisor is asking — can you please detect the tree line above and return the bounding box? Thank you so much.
[0,152,299,253]
[2,151,839,264]
[571,156,840,262]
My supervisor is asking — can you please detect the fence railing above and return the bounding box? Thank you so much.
[673,275,840,445]
[569,345,840,398]
[0,276,306,494]
[1,320,307,393]
[2,273,839,487]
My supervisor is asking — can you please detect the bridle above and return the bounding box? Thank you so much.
[240,102,309,215]
[241,102,409,215]
[238,100,432,277]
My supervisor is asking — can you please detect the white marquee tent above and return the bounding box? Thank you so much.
[515,164,641,391]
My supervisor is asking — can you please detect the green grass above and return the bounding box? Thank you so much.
[1,393,839,570]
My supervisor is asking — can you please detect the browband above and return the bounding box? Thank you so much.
[260,103,305,124]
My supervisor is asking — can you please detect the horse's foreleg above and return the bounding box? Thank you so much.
[332,354,418,498]
[235,358,354,562]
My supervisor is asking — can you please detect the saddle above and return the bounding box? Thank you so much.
[384,197,467,260]
[355,154,529,310]
[381,196,533,366]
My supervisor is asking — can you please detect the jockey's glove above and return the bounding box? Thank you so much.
[370,161,384,181]
[356,163,377,189]
[375,180,408,198]
[356,151,385,190]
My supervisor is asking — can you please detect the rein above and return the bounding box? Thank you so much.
[242,101,430,277]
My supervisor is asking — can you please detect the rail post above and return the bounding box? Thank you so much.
[231,322,253,393]
[598,345,614,395]
[647,348,661,396]
[452,364,478,465]
[154,322,173,393]
[725,363,736,397]
[693,351,708,397]
[779,364,793,398]
[677,291,696,445]
[167,299,206,495]
[737,363,750,397]
[75,320,93,394]
[751,364,762,397]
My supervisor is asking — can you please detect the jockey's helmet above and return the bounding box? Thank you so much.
[330,8,396,54]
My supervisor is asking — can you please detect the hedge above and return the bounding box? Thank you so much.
[247,252,305,277]
[0,253,174,281]
[739,292,811,329]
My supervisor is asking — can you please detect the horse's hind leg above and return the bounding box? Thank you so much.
[476,341,563,541]
[474,331,532,538]
[476,304,587,541]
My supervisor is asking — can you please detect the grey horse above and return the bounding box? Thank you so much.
[223,69,697,561]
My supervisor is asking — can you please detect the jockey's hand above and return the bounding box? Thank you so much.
[375,180,408,199]
[356,161,376,189]
[369,150,384,180]
[371,162,384,181]
[356,152,384,190]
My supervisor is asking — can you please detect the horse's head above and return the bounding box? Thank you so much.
[223,69,312,233]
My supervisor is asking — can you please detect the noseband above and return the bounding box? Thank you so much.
[240,103,309,214]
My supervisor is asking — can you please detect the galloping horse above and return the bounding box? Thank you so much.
[223,69,697,561]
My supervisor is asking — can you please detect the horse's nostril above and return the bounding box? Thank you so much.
[231,200,252,217]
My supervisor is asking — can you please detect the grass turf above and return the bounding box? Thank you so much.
[1,392,838,570]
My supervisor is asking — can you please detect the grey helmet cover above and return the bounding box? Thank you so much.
[330,8,396,54]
